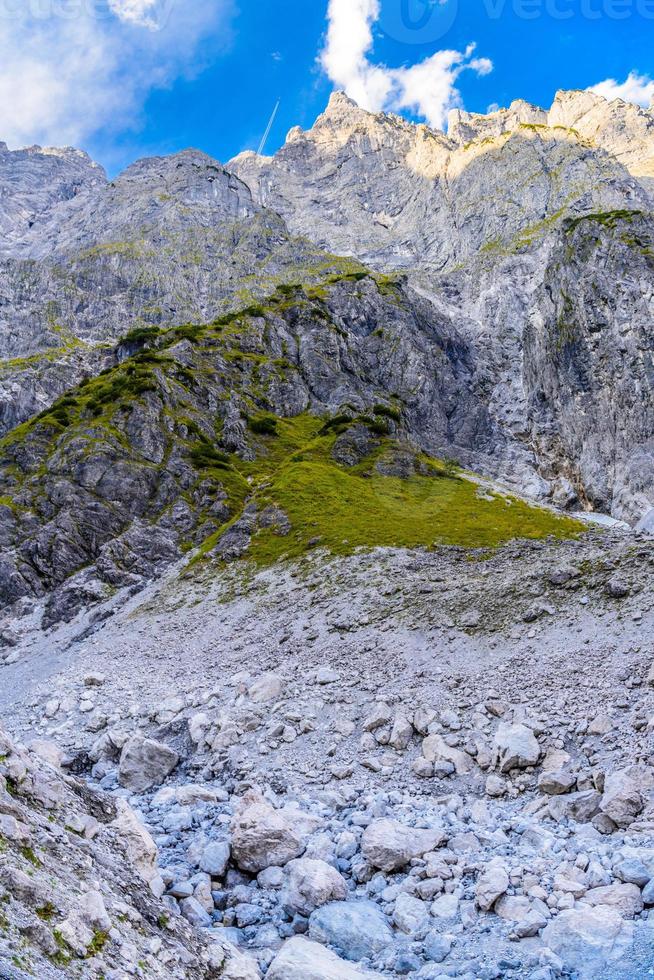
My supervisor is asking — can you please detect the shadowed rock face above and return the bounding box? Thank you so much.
[524,211,654,522]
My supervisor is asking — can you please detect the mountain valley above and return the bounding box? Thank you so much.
[0,88,653,980]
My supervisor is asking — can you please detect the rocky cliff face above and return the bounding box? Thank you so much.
[229,90,654,523]
[0,149,364,434]
[229,90,651,272]
[1,272,582,622]
[449,89,654,190]
[525,210,654,519]
[0,88,653,620]
[0,143,105,255]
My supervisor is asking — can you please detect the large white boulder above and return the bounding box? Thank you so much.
[231,791,312,873]
[283,858,348,916]
[118,735,178,793]
[248,672,283,703]
[475,861,509,911]
[581,883,644,919]
[493,723,540,772]
[267,936,384,979]
[541,906,634,978]
[111,799,161,892]
[361,818,445,872]
[393,893,429,934]
[308,900,393,962]
[600,770,644,828]
[422,734,473,774]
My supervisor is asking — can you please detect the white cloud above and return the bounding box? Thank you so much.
[589,71,654,109]
[108,0,166,30]
[0,1,232,151]
[320,0,493,131]
[393,45,493,131]
[320,0,393,113]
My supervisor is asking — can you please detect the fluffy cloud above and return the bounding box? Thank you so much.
[108,0,169,29]
[0,1,232,150]
[320,0,492,131]
[589,71,654,109]
[393,45,493,130]
[320,0,393,112]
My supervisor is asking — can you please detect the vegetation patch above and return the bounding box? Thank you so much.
[244,448,583,566]
[0,271,585,588]
[51,929,73,966]
[86,929,109,957]
[36,903,57,922]
[247,414,279,436]
[191,412,584,569]
[189,442,231,470]
[20,844,42,868]
[373,403,402,422]
[564,210,644,235]
[120,325,164,347]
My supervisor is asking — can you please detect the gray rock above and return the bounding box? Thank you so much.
[118,735,179,793]
[308,900,393,962]
[267,935,385,979]
[283,858,348,916]
[581,883,644,918]
[600,771,644,828]
[231,792,309,873]
[392,893,429,934]
[423,931,452,963]
[541,907,635,979]
[361,818,445,872]
[606,574,630,598]
[548,790,602,824]
[538,769,576,795]
[422,734,473,774]
[475,862,509,911]
[179,896,213,928]
[199,840,231,878]
[613,858,651,888]
[248,672,283,703]
[493,723,540,772]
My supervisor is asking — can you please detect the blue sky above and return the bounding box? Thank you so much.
[0,0,652,174]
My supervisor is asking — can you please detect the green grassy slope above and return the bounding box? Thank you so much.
[192,414,584,567]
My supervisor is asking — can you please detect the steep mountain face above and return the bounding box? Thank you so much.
[0,142,105,253]
[0,149,360,435]
[229,90,651,272]
[230,90,654,522]
[450,89,654,191]
[526,210,654,518]
[0,273,579,623]
[0,87,653,623]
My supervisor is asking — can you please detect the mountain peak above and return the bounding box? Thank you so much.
[325,90,360,113]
